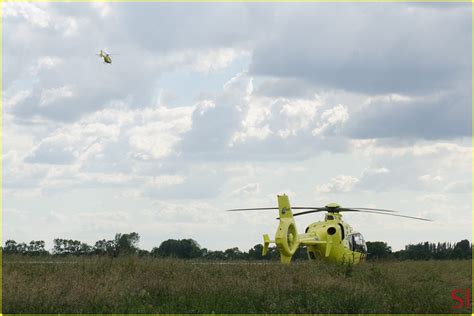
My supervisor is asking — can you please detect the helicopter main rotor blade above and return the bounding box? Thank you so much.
[342,207,398,213]
[227,206,397,212]
[290,209,432,221]
[277,208,326,219]
[291,209,327,217]
[227,206,327,211]
[290,206,329,209]
[226,207,278,212]
[341,209,432,221]
[288,206,398,213]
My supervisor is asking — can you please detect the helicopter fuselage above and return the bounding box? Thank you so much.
[262,195,368,264]
[99,51,112,64]
[304,213,367,264]
[229,194,429,264]
[103,55,112,64]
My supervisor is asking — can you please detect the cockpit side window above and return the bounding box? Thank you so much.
[349,233,367,253]
[348,234,354,251]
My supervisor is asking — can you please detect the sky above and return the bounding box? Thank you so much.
[3,2,472,252]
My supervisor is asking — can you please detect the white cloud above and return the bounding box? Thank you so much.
[411,142,471,157]
[210,72,275,145]
[312,104,349,136]
[231,100,272,144]
[147,175,186,189]
[91,2,112,18]
[150,200,227,224]
[417,193,448,203]
[28,119,120,165]
[228,182,260,198]
[315,175,359,193]
[230,77,325,144]
[191,48,245,73]
[79,172,134,184]
[351,139,471,159]
[40,85,75,106]
[4,3,78,37]
[114,189,142,199]
[4,90,31,109]
[58,17,78,37]
[26,104,194,165]
[195,99,216,115]
[15,104,194,194]
[30,56,62,74]
[3,149,48,189]
[418,174,443,183]
[128,123,185,160]
[143,48,247,75]
[443,180,471,193]
[4,3,51,28]
[363,93,414,108]
[48,209,132,230]
[128,106,193,160]
[277,97,320,138]
[367,167,390,174]
[4,188,43,198]
[223,71,254,100]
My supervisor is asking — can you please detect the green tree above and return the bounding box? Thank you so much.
[224,247,246,260]
[248,244,279,261]
[366,241,392,259]
[93,239,116,256]
[27,240,48,256]
[4,240,49,256]
[137,249,150,257]
[452,239,471,259]
[157,239,202,259]
[16,242,28,255]
[150,246,161,257]
[53,239,91,256]
[204,250,225,260]
[114,232,140,256]
[4,240,18,254]
[392,240,472,260]
[248,244,264,260]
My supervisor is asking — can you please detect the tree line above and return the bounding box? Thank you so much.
[366,240,472,260]
[3,233,472,261]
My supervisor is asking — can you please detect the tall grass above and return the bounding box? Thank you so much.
[3,255,472,313]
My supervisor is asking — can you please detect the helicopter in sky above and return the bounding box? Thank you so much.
[227,194,432,264]
[98,50,112,64]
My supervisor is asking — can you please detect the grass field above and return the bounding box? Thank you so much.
[3,255,472,313]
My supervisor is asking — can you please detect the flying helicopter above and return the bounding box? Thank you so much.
[227,194,432,264]
[97,50,112,64]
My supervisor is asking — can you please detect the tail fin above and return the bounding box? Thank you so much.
[262,194,300,264]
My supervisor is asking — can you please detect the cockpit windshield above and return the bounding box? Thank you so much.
[348,233,367,253]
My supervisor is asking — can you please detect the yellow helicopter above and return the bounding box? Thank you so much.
[98,50,112,64]
[227,194,432,264]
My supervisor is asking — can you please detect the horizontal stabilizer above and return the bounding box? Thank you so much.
[262,234,271,256]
